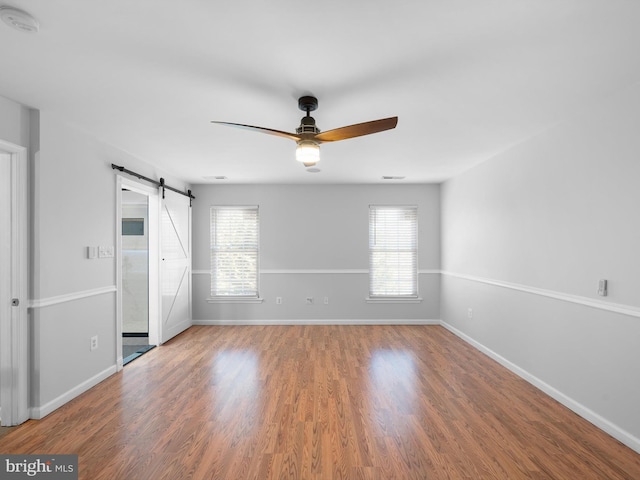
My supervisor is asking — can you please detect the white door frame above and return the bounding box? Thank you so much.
[0,140,29,426]
[116,175,160,371]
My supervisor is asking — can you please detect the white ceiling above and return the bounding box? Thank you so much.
[1,1,639,184]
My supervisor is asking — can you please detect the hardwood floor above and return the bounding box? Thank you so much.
[1,325,639,479]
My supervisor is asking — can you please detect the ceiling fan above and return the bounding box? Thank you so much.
[211,96,398,167]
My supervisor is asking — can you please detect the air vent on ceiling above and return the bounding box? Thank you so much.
[382,176,405,180]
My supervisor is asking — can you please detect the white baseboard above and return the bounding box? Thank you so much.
[440,321,640,455]
[117,356,124,372]
[30,365,117,420]
[192,318,441,326]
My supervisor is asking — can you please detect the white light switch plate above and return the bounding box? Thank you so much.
[597,279,608,296]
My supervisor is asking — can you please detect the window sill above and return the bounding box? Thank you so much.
[207,297,264,304]
[365,297,423,304]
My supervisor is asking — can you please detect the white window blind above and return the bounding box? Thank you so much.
[369,205,418,297]
[210,206,259,297]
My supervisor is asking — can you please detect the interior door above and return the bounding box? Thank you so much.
[0,145,28,426]
[160,189,192,343]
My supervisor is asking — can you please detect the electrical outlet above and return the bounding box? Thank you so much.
[306,297,314,305]
[467,308,473,319]
[276,297,282,304]
[90,335,98,351]
[324,296,329,305]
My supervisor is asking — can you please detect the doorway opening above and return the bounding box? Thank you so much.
[121,189,155,365]
[117,176,160,370]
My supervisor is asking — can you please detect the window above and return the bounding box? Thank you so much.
[122,218,144,236]
[369,205,418,298]
[210,206,259,298]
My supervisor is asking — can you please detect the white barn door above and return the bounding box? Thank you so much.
[159,189,192,344]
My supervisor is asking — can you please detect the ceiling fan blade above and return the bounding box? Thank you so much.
[313,116,398,143]
[211,121,301,141]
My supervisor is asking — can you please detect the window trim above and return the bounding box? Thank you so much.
[368,204,420,301]
[208,205,261,303]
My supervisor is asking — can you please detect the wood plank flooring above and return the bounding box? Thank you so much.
[1,325,639,479]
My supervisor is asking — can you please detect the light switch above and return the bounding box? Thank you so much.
[597,279,608,297]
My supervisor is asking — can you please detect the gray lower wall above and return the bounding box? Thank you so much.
[191,184,441,322]
[193,272,441,322]
[440,83,640,450]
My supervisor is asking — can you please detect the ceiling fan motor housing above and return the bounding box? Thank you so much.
[297,116,319,134]
[297,96,320,134]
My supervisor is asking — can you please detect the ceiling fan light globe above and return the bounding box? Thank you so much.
[296,140,320,165]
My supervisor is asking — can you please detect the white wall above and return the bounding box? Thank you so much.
[191,184,440,323]
[440,83,640,451]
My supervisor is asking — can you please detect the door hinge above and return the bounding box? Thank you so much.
[11,298,19,306]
